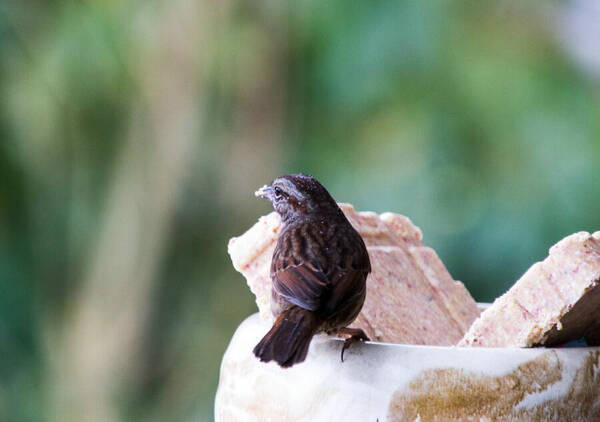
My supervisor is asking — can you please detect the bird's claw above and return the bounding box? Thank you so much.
[339,329,370,362]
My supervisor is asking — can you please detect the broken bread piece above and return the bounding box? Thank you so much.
[459,231,600,347]
[228,203,480,345]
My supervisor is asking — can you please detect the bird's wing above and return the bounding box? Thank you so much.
[271,221,370,313]
[270,223,333,312]
[272,259,330,312]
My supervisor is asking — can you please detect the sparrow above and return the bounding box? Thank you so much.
[253,174,371,368]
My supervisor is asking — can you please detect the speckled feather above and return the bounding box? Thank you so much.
[253,174,371,367]
[271,218,370,328]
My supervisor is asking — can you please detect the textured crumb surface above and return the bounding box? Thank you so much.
[459,231,600,348]
[228,203,480,345]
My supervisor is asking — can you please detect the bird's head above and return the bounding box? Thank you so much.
[255,174,338,223]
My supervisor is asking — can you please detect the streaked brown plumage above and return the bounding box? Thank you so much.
[253,174,371,368]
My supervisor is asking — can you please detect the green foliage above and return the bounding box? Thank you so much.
[1,1,598,420]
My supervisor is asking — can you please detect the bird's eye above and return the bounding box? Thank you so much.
[273,186,283,198]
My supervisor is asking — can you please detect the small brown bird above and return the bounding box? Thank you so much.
[253,174,371,368]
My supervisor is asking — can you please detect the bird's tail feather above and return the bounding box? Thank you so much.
[253,307,320,368]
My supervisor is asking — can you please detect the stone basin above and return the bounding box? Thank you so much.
[215,313,600,421]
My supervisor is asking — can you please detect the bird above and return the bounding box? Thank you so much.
[253,173,371,368]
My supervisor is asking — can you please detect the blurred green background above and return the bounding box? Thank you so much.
[1,0,599,420]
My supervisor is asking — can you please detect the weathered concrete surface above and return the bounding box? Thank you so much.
[215,313,600,422]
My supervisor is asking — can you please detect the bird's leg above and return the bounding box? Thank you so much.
[335,327,370,362]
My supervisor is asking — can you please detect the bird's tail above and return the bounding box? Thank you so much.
[253,306,321,368]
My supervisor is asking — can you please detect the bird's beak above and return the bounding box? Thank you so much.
[255,185,274,200]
